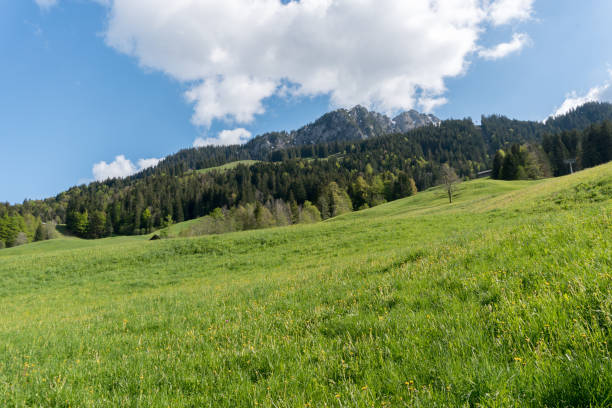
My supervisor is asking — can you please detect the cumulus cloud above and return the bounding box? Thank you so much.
[137,157,161,170]
[92,155,161,181]
[550,71,612,118]
[487,0,534,26]
[185,77,276,127]
[101,0,534,129]
[419,96,449,114]
[478,33,530,60]
[193,128,253,147]
[34,0,58,10]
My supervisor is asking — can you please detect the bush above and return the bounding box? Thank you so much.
[14,232,28,246]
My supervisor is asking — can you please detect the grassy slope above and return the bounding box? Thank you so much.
[192,160,260,175]
[0,164,610,407]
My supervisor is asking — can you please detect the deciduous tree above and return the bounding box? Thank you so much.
[441,164,460,203]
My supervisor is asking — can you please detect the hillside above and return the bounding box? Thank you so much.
[152,101,612,176]
[0,162,610,406]
[1,102,611,247]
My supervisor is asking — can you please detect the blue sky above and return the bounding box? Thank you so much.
[1,0,611,204]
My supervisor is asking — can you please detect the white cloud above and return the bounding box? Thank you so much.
[185,76,276,127]
[550,71,612,118]
[478,33,530,60]
[102,0,534,127]
[92,155,161,181]
[487,0,534,26]
[193,128,253,147]
[92,155,136,181]
[419,96,449,113]
[137,157,161,170]
[34,0,58,9]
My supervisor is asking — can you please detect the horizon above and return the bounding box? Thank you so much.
[2,0,612,203]
[4,100,605,205]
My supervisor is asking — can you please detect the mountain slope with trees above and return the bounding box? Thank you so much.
[2,102,612,247]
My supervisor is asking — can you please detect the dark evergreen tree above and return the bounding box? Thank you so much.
[492,150,505,179]
[34,223,45,242]
[88,211,106,239]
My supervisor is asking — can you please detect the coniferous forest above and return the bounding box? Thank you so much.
[1,102,612,246]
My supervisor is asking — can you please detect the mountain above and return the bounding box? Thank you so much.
[1,102,612,247]
[245,105,440,155]
[148,102,612,178]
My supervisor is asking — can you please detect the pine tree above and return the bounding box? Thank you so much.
[583,121,612,167]
[492,150,505,179]
[582,125,601,168]
[501,147,520,180]
[34,223,46,241]
[88,210,106,239]
[289,200,300,224]
[546,135,569,176]
[105,214,114,237]
[317,190,331,220]
[602,121,612,163]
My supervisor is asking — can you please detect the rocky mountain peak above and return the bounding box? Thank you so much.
[245,105,440,154]
[392,110,441,133]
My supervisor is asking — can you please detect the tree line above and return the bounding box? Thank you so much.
[492,121,612,180]
[2,103,612,247]
[0,208,57,249]
[39,119,486,240]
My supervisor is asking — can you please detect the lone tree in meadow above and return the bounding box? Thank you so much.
[441,163,460,203]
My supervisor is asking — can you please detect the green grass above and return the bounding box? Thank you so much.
[163,214,211,237]
[192,160,260,175]
[0,163,611,407]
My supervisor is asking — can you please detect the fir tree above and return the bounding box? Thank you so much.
[34,223,46,242]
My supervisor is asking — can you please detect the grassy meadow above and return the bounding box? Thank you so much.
[0,163,611,407]
[192,160,261,175]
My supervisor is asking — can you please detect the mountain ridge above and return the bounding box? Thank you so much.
[244,105,440,154]
[1,101,611,247]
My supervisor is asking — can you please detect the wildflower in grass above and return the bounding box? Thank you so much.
[361,385,368,390]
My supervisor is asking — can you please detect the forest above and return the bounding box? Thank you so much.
[1,102,612,246]
[491,120,612,180]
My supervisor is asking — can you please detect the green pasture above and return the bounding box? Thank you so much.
[0,163,610,407]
